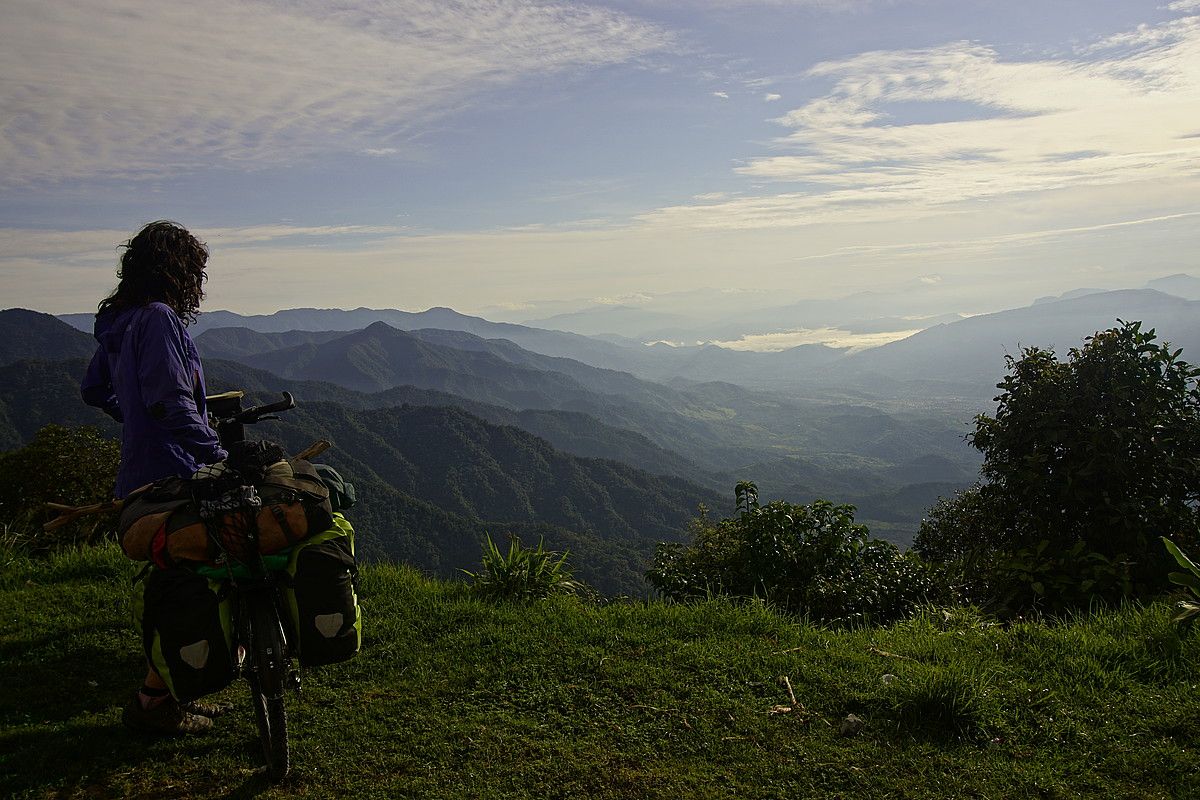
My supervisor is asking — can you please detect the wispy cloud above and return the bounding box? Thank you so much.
[0,0,674,184]
[642,16,1200,229]
[712,90,731,99]
[763,93,782,102]
[782,211,1200,267]
[634,0,897,9]
[0,223,402,271]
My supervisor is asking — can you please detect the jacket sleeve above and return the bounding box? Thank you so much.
[136,308,227,465]
[80,347,123,422]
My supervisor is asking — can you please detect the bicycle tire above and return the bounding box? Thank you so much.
[249,675,290,783]
[248,594,291,782]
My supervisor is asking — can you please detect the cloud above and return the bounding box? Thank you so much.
[710,326,920,352]
[641,17,1200,229]
[634,1,895,9]
[763,93,782,102]
[595,292,654,305]
[713,91,731,99]
[1167,1,1200,12]
[0,0,674,183]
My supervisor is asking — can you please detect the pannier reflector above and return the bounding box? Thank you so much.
[315,613,344,638]
[180,640,211,670]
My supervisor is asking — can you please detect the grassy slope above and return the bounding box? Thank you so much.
[2,545,1198,799]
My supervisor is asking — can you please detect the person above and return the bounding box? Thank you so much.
[81,220,229,735]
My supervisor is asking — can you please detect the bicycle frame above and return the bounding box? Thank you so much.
[204,390,300,783]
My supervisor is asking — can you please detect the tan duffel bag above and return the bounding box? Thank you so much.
[118,459,334,568]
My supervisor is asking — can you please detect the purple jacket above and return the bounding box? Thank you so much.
[81,302,227,498]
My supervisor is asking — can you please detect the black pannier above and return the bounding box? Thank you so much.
[133,567,236,702]
[283,513,361,667]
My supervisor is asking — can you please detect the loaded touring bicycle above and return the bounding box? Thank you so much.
[48,390,362,783]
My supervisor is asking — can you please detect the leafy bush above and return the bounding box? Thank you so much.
[463,534,585,602]
[647,483,937,624]
[918,321,1200,613]
[0,425,119,553]
[913,485,1004,605]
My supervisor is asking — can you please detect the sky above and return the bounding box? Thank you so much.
[2,0,1199,321]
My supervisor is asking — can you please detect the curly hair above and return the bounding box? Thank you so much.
[97,220,209,325]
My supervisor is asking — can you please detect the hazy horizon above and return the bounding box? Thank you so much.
[3,1,1198,318]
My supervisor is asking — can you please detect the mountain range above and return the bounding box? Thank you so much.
[58,279,1200,399]
[8,281,1200,592]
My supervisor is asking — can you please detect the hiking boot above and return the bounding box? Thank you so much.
[122,693,213,735]
[181,698,234,718]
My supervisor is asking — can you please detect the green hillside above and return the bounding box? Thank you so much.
[240,401,721,595]
[3,545,1197,799]
[0,309,95,366]
[0,359,721,596]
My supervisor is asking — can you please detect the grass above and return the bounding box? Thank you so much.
[2,544,1198,799]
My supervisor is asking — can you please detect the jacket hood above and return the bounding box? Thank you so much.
[93,305,138,351]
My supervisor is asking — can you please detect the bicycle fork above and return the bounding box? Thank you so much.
[237,586,301,697]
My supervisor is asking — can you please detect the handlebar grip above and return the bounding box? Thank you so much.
[236,391,295,423]
[260,391,296,414]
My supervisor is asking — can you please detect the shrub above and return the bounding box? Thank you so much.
[463,534,585,602]
[647,483,937,624]
[920,321,1200,613]
[913,485,1004,606]
[0,425,119,553]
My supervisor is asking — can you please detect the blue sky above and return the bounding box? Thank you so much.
[2,0,1198,319]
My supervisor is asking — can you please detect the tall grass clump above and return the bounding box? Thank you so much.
[462,533,585,602]
[884,664,999,741]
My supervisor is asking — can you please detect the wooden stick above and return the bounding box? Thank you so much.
[294,439,332,461]
[781,676,798,707]
[868,646,917,662]
[43,498,125,531]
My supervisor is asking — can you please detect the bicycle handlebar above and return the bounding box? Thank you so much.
[232,392,295,425]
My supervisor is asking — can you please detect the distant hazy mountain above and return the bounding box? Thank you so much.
[0,309,95,366]
[61,302,944,392]
[525,304,695,338]
[194,327,349,358]
[192,316,856,393]
[514,282,973,344]
[1146,274,1200,301]
[1031,288,1106,305]
[832,289,1200,398]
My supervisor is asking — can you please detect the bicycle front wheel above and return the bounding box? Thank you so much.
[248,595,290,783]
[249,674,289,783]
